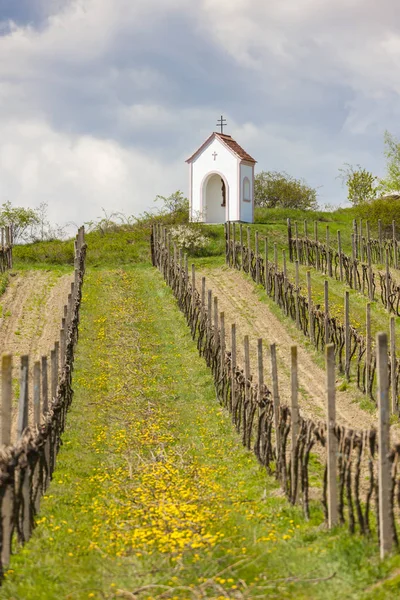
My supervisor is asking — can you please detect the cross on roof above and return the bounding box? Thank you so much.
[216,114,227,134]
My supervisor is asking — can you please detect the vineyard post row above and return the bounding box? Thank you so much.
[225,221,400,410]
[152,223,397,560]
[286,218,400,317]
[0,226,86,575]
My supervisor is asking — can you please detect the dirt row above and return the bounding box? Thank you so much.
[0,271,74,440]
[199,266,381,435]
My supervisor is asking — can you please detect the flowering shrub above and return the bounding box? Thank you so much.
[169,225,210,255]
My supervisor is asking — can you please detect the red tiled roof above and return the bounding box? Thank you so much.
[215,133,256,163]
[186,132,256,163]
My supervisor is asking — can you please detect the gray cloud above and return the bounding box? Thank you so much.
[0,0,399,226]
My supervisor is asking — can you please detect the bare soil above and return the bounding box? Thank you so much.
[199,266,381,435]
[0,270,73,440]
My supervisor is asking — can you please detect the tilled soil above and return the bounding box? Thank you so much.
[0,270,74,440]
[199,266,383,435]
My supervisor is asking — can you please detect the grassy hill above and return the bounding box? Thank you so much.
[1,208,400,599]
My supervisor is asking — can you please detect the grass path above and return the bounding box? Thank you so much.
[1,265,400,599]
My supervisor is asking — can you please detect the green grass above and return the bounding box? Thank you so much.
[1,263,400,599]
[2,212,400,598]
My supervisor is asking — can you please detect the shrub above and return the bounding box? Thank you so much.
[169,225,210,256]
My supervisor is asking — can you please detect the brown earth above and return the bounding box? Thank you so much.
[199,266,386,436]
[0,270,73,440]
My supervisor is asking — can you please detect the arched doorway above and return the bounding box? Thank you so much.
[202,172,228,223]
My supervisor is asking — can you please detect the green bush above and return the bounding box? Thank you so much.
[356,196,400,235]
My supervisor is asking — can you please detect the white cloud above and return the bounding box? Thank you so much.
[0,117,185,225]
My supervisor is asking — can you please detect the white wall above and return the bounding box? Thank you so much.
[240,163,254,223]
[190,137,239,222]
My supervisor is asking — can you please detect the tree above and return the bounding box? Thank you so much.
[254,171,318,210]
[0,201,40,243]
[337,163,378,205]
[378,131,400,194]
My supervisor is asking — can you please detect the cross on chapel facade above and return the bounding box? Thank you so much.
[186,119,256,224]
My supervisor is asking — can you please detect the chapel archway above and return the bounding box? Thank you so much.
[202,173,228,223]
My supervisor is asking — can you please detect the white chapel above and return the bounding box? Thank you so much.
[186,121,256,224]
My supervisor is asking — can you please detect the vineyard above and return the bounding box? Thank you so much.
[1,212,400,599]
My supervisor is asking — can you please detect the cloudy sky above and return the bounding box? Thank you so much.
[0,0,398,226]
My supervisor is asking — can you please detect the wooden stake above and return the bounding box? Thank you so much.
[315,221,320,271]
[326,343,338,528]
[295,260,300,330]
[291,346,299,504]
[1,354,12,446]
[326,225,331,277]
[41,356,48,414]
[220,312,225,376]
[287,218,293,262]
[337,230,343,282]
[324,280,329,344]
[367,240,374,301]
[231,324,236,412]
[307,271,314,343]
[265,237,269,294]
[270,343,280,459]
[365,303,371,396]
[213,297,219,347]
[390,316,397,414]
[394,220,398,269]
[379,219,383,263]
[377,332,393,559]
[33,361,41,426]
[255,230,260,284]
[344,291,350,380]
[17,356,29,438]
[386,248,390,312]
[295,221,299,262]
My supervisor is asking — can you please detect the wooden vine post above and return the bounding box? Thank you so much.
[324,280,329,344]
[220,312,226,380]
[386,248,390,312]
[1,353,12,566]
[304,219,309,266]
[326,226,332,277]
[270,343,280,464]
[315,220,320,271]
[295,221,300,262]
[390,316,397,414]
[290,345,299,504]
[394,220,398,270]
[265,237,269,295]
[344,291,350,381]
[244,335,251,446]
[231,324,236,413]
[255,231,260,284]
[377,332,393,559]
[295,260,300,330]
[326,343,338,528]
[337,230,343,282]
[307,271,314,344]
[378,219,383,264]
[365,303,371,397]
[287,218,293,262]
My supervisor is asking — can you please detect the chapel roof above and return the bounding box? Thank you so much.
[186,132,256,164]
